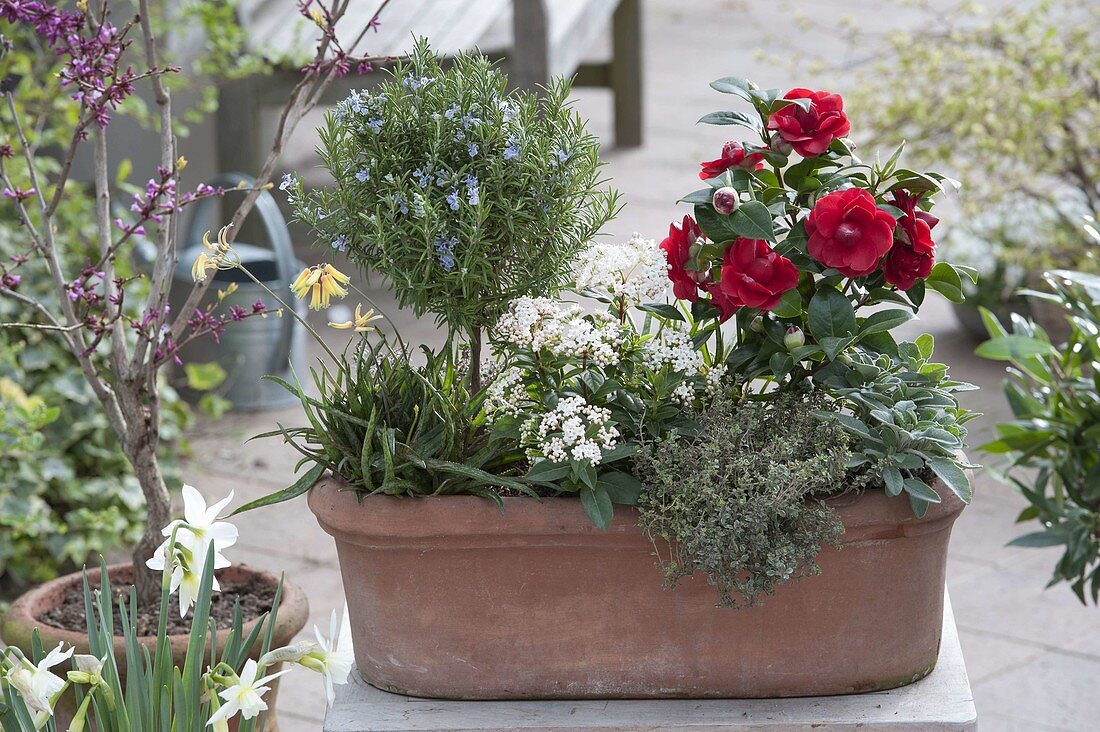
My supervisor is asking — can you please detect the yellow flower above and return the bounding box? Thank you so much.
[291,263,350,310]
[309,6,326,27]
[191,225,235,282]
[329,304,381,333]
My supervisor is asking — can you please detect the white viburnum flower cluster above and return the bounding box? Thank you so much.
[574,233,669,305]
[494,297,623,366]
[523,396,619,466]
[643,322,704,374]
[485,366,526,419]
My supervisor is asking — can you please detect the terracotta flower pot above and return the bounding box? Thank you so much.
[309,477,965,699]
[2,563,309,731]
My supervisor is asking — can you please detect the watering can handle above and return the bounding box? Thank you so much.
[185,172,298,380]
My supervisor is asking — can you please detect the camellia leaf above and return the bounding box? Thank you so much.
[709,76,755,101]
[680,187,717,205]
[697,110,762,131]
[771,288,803,319]
[729,200,776,242]
[808,287,856,341]
[858,309,912,335]
[925,262,965,302]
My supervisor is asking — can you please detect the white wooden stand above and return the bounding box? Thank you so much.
[324,593,976,731]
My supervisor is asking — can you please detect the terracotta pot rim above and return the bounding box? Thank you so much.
[309,475,967,549]
[2,562,309,653]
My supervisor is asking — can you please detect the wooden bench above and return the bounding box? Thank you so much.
[216,0,643,177]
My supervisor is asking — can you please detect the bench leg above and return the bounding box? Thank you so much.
[216,77,262,176]
[610,0,643,147]
[511,0,550,91]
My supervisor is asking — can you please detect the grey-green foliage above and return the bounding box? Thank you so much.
[289,40,619,333]
[633,391,848,608]
[240,338,537,515]
[818,338,979,517]
[977,270,1100,603]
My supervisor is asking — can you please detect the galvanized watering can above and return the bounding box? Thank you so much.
[172,172,306,411]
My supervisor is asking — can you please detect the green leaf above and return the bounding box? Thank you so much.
[184,362,227,391]
[526,459,571,484]
[925,262,965,302]
[709,76,755,102]
[771,288,803,318]
[859,309,913,335]
[229,463,326,515]
[694,203,738,244]
[903,478,942,503]
[1007,531,1067,548]
[808,287,856,341]
[697,110,762,131]
[928,457,972,503]
[729,200,776,242]
[580,484,613,529]
[598,472,645,505]
[638,303,685,322]
[680,187,717,205]
[883,466,904,497]
[975,335,1056,361]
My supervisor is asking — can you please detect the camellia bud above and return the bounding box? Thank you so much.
[770,133,793,157]
[784,326,805,350]
[711,186,740,216]
[749,315,765,333]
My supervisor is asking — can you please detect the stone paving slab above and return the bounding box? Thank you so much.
[321,595,974,731]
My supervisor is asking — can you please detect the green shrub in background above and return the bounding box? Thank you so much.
[977,270,1100,603]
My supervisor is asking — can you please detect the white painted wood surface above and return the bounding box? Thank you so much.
[323,593,977,731]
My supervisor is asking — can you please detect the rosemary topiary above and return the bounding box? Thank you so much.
[287,39,619,391]
[633,391,849,608]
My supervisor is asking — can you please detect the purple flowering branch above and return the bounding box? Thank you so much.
[0,0,392,600]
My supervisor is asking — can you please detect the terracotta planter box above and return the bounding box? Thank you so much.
[2,563,309,731]
[309,478,965,700]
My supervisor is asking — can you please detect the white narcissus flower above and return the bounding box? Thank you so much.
[145,485,236,616]
[312,606,355,706]
[7,642,73,716]
[206,659,289,727]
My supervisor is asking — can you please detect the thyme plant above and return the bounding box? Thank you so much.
[286,40,619,391]
[633,391,847,608]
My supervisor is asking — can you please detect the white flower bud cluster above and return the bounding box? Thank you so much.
[703,363,728,394]
[485,366,526,419]
[522,396,619,466]
[495,297,623,366]
[643,322,704,373]
[574,233,669,305]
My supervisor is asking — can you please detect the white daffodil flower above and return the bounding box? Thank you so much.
[67,653,107,685]
[206,659,289,727]
[310,606,355,706]
[7,642,73,716]
[146,485,236,616]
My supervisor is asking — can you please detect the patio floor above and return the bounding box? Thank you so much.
[180,2,1098,729]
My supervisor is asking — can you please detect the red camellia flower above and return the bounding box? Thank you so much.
[698,140,765,180]
[766,88,851,158]
[883,243,934,290]
[719,238,799,311]
[890,190,939,255]
[704,282,740,322]
[660,215,706,301]
[806,188,896,277]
